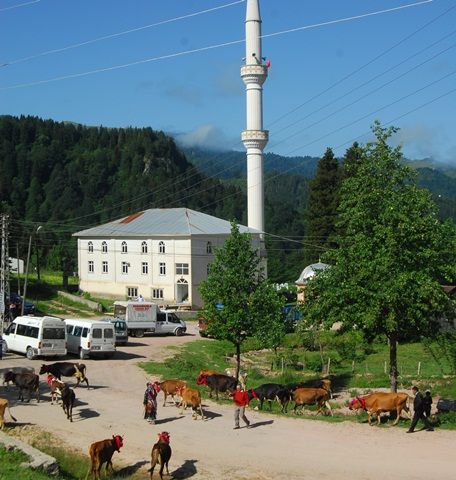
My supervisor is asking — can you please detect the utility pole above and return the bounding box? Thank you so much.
[0,214,10,335]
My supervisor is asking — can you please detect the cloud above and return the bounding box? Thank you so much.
[214,63,243,97]
[174,124,237,150]
[136,79,203,106]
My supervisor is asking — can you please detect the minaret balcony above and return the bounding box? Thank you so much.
[240,64,268,86]
[242,129,269,150]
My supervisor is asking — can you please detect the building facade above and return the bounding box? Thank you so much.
[73,208,261,309]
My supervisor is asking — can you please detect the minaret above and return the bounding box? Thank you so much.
[241,0,268,237]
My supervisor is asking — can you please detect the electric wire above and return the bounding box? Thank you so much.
[0,0,435,90]
[0,0,40,13]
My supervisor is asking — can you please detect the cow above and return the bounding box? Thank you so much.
[159,380,187,407]
[288,378,332,398]
[247,383,291,412]
[348,392,411,426]
[3,371,40,403]
[150,431,172,480]
[0,398,17,430]
[61,385,76,422]
[39,362,89,388]
[46,374,65,405]
[175,385,204,420]
[196,373,237,400]
[292,387,332,416]
[87,435,123,480]
[198,368,218,377]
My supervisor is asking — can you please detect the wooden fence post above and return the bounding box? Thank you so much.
[417,361,421,376]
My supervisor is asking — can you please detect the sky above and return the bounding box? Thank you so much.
[1,0,455,165]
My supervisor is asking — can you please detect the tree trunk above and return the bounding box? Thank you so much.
[235,342,241,381]
[388,332,398,392]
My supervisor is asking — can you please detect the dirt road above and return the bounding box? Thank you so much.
[1,323,454,480]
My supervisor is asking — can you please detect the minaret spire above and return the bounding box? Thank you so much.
[241,0,268,237]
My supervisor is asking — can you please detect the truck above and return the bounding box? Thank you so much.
[113,301,186,337]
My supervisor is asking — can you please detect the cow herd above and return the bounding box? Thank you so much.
[1,361,416,479]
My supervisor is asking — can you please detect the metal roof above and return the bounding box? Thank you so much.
[73,208,261,238]
[295,262,329,285]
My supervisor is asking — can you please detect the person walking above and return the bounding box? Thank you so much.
[423,390,433,418]
[232,384,251,430]
[407,386,434,433]
[143,381,160,424]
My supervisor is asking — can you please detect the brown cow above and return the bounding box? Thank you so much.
[46,374,65,405]
[0,398,17,430]
[150,431,172,480]
[349,392,411,426]
[159,379,187,407]
[176,386,204,420]
[292,387,332,416]
[198,368,218,377]
[87,435,123,480]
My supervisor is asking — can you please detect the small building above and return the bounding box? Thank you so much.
[295,262,329,303]
[73,208,261,309]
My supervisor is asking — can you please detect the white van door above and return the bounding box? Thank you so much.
[3,322,18,352]
[90,325,115,355]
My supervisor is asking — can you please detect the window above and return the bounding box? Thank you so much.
[92,328,102,339]
[43,328,65,340]
[66,325,73,335]
[72,326,83,337]
[104,328,113,339]
[176,263,189,275]
[121,241,128,253]
[102,241,108,253]
[142,262,149,275]
[152,288,164,299]
[159,262,166,275]
[102,261,108,274]
[88,261,94,273]
[206,241,213,254]
[127,287,138,298]
[159,241,166,254]
[16,324,39,338]
[121,261,129,274]
[82,328,88,338]
[88,241,93,253]
[141,241,148,254]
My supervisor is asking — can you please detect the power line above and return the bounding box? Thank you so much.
[0,0,435,90]
[0,0,40,13]
[2,0,245,67]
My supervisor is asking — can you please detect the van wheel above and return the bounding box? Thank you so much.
[26,347,35,360]
[79,348,86,360]
[135,329,144,338]
[175,328,184,337]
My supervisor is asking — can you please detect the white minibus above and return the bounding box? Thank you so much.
[64,319,116,359]
[3,316,67,360]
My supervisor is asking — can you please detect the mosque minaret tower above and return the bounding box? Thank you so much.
[241,0,268,237]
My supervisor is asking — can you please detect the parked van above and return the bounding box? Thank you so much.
[3,315,67,360]
[64,319,116,359]
[100,318,128,346]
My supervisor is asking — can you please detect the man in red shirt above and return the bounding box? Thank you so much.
[232,384,251,429]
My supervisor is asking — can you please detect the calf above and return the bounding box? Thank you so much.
[159,379,187,407]
[46,374,65,405]
[248,383,291,412]
[3,371,40,402]
[150,431,172,480]
[87,435,123,480]
[292,387,332,416]
[196,373,237,400]
[0,398,17,430]
[288,378,332,398]
[39,362,89,388]
[176,386,204,420]
[61,385,75,422]
[349,392,410,426]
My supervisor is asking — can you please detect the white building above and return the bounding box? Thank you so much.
[295,262,329,303]
[73,208,261,309]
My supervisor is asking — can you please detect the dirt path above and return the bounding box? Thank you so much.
[1,324,454,480]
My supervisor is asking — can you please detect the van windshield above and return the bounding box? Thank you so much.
[43,327,65,340]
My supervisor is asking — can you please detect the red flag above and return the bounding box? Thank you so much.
[265,59,271,69]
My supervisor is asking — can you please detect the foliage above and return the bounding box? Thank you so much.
[302,147,340,266]
[199,222,284,376]
[423,331,456,375]
[0,446,54,480]
[300,122,456,391]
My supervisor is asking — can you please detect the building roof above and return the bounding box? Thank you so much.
[73,208,261,238]
[295,262,329,285]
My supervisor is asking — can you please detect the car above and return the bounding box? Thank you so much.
[6,293,36,317]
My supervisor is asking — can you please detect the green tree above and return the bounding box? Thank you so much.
[199,222,284,378]
[300,122,455,392]
[303,147,340,266]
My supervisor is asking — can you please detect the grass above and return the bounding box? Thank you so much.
[0,445,53,480]
[139,335,456,428]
